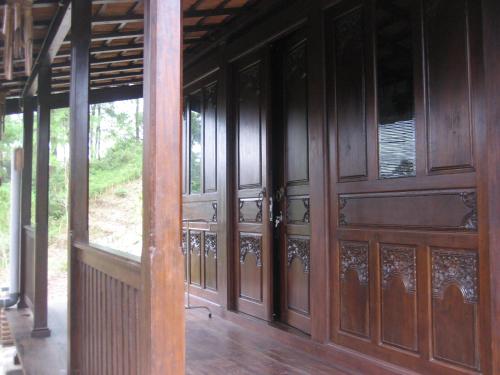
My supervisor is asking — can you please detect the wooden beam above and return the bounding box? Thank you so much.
[92,14,143,25]
[18,96,35,309]
[56,43,143,58]
[142,0,184,373]
[48,84,143,108]
[21,0,70,97]
[481,0,500,372]
[184,7,242,18]
[67,0,91,371]
[52,53,144,69]
[32,57,51,339]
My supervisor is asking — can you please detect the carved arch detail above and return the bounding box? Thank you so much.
[287,237,310,274]
[240,234,262,267]
[340,241,369,286]
[381,245,416,294]
[432,249,478,304]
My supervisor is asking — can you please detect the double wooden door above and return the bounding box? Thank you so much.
[232,31,311,333]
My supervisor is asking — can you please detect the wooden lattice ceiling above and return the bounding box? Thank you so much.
[0,0,262,99]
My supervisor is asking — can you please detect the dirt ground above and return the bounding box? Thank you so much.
[48,178,142,299]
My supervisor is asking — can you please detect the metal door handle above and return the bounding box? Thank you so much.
[274,211,283,228]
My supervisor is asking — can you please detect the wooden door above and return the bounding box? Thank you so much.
[182,74,220,305]
[233,52,273,321]
[272,31,311,334]
[326,0,486,373]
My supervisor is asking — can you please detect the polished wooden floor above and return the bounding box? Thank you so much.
[5,300,350,375]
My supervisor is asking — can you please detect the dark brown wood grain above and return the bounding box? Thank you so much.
[480,0,500,372]
[67,0,91,370]
[141,0,185,373]
[32,56,51,339]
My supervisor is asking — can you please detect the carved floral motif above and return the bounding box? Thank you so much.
[212,201,218,223]
[239,199,263,223]
[339,197,348,226]
[432,249,478,304]
[181,230,187,256]
[287,238,310,273]
[340,241,369,286]
[204,232,217,259]
[335,10,362,53]
[206,84,217,107]
[381,245,416,294]
[189,231,202,256]
[460,192,477,231]
[240,235,262,267]
[285,44,307,81]
[240,64,260,94]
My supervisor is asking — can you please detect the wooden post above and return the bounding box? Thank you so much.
[481,0,500,372]
[18,96,34,309]
[32,57,51,338]
[142,0,185,373]
[67,0,91,371]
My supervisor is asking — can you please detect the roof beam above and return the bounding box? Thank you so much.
[184,8,242,17]
[22,0,71,97]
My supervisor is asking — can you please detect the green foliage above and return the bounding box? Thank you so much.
[89,139,142,198]
[0,99,144,283]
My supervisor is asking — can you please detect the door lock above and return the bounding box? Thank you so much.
[274,211,283,228]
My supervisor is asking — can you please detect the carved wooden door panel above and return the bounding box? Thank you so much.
[326,0,485,373]
[233,52,273,321]
[182,75,220,305]
[272,31,311,334]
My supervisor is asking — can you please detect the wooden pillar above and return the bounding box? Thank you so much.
[308,1,328,343]
[481,0,500,372]
[18,96,35,309]
[32,57,51,338]
[67,0,91,371]
[141,0,185,373]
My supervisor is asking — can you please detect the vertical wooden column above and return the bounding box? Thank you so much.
[19,96,34,309]
[32,57,51,338]
[308,1,328,343]
[481,0,500,372]
[142,0,185,373]
[67,0,91,371]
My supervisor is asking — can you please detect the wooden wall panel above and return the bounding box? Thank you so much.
[431,248,479,369]
[204,84,217,192]
[189,231,202,286]
[239,234,263,303]
[339,241,370,338]
[204,232,217,290]
[333,6,367,180]
[183,200,218,223]
[286,237,310,315]
[339,190,477,231]
[380,245,418,352]
[237,63,262,188]
[285,42,309,184]
[277,32,312,334]
[425,0,474,172]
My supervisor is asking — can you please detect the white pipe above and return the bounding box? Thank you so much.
[2,148,23,307]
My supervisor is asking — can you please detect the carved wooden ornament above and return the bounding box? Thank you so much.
[340,241,369,286]
[287,238,310,273]
[381,245,416,294]
[204,232,217,259]
[240,235,262,267]
[432,249,478,304]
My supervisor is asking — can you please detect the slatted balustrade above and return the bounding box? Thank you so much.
[74,242,141,374]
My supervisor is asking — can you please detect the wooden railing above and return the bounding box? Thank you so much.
[23,225,35,308]
[73,242,142,374]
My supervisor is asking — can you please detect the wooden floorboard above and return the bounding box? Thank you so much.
[5,299,350,375]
